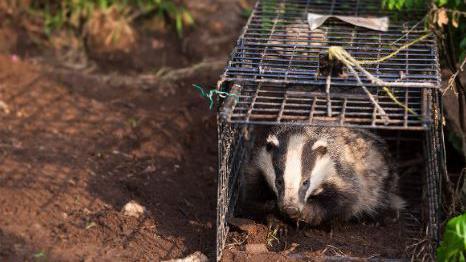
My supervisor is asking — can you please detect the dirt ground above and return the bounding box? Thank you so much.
[0,0,464,261]
[0,0,251,261]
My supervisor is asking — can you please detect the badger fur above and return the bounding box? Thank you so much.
[242,126,404,226]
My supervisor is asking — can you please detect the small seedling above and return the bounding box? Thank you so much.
[33,251,46,261]
[266,227,280,247]
[128,117,139,128]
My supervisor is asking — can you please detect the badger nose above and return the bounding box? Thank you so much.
[284,206,300,218]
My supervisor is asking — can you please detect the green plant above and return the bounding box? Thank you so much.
[383,0,466,62]
[382,0,424,10]
[437,213,466,262]
[33,250,47,261]
[30,0,193,37]
[266,226,279,247]
[384,0,466,167]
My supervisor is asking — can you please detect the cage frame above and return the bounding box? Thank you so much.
[215,0,446,260]
[216,90,445,261]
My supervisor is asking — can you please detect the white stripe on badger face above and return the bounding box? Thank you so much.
[283,134,306,209]
[304,154,334,201]
[266,135,279,147]
[256,147,278,194]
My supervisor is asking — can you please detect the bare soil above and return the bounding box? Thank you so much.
[223,218,406,261]
[0,1,250,260]
[0,52,220,261]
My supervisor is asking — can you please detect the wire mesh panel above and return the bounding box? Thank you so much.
[220,81,431,130]
[216,122,253,260]
[218,0,441,129]
[220,0,440,88]
[424,90,444,255]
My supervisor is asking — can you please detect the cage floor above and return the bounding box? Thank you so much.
[220,82,431,130]
[221,0,439,87]
[223,218,407,261]
[221,129,428,261]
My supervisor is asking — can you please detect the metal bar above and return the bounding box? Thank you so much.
[309,97,317,124]
[340,98,347,125]
[277,90,288,122]
[404,88,409,128]
[245,83,262,123]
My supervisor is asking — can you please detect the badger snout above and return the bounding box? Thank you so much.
[284,206,300,217]
[279,202,301,220]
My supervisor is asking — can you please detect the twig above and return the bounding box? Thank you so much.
[326,74,332,117]
[442,56,466,96]
[281,243,299,256]
[345,63,390,124]
[391,16,428,46]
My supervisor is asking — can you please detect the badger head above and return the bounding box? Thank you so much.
[255,129,335,220]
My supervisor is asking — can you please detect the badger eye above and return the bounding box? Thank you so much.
[302,180,309,187]
[266,142,275,152]
[276,179,283,188]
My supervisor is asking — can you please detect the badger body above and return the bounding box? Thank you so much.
[243,126,404,225]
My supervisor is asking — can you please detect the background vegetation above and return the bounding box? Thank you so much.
[29,0,193,37]
[384,1,466,260]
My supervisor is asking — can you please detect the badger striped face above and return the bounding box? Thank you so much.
[256,131,335,215]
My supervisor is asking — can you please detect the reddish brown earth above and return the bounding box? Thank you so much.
[0,53,220,261]
[0,1,252,261]
[223,219,406,261]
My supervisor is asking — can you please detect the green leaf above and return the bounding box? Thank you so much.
[436,0,448,7]
[175,13,183,37]
[437,214,466,262]
[406,0,415,9]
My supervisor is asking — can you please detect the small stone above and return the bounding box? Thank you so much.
[0,101,9,114]
[162,251,208,262]
[122,201,146,218]
[245,244,268,254]
[142,165,156,173]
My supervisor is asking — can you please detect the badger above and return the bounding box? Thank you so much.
[240,126,404,226]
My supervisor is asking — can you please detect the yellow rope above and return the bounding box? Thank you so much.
[327,33,432,117]
[382,87,419,116]
[357,33,431,65]
[328,33,431,66]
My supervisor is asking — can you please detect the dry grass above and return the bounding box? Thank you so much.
[84,6,136,54]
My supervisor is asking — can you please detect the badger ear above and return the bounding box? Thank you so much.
[265,135,279,152]
[312,139,328,155]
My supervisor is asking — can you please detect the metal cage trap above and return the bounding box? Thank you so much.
[216,0,446,260]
